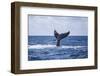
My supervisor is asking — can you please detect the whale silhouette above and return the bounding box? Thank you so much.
[54,30,70,46]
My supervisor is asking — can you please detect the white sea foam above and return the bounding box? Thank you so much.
[28,44,86,49]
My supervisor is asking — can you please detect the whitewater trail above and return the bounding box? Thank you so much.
[28,44,86,49]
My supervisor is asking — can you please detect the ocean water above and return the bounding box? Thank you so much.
[28,36,88,61]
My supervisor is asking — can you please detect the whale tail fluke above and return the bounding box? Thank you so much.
[54,30,70,46]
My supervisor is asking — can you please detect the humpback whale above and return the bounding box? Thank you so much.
[54,30,70,46]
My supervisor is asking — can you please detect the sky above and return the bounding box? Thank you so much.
[28,15,88,36]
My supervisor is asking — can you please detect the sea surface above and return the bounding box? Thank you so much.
[28,36,88,61]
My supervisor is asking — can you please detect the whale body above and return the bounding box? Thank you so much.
[54,30,70,46]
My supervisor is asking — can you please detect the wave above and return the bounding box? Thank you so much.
[28,44,86,49]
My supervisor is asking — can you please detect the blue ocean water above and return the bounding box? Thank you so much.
[28,36,88,61]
